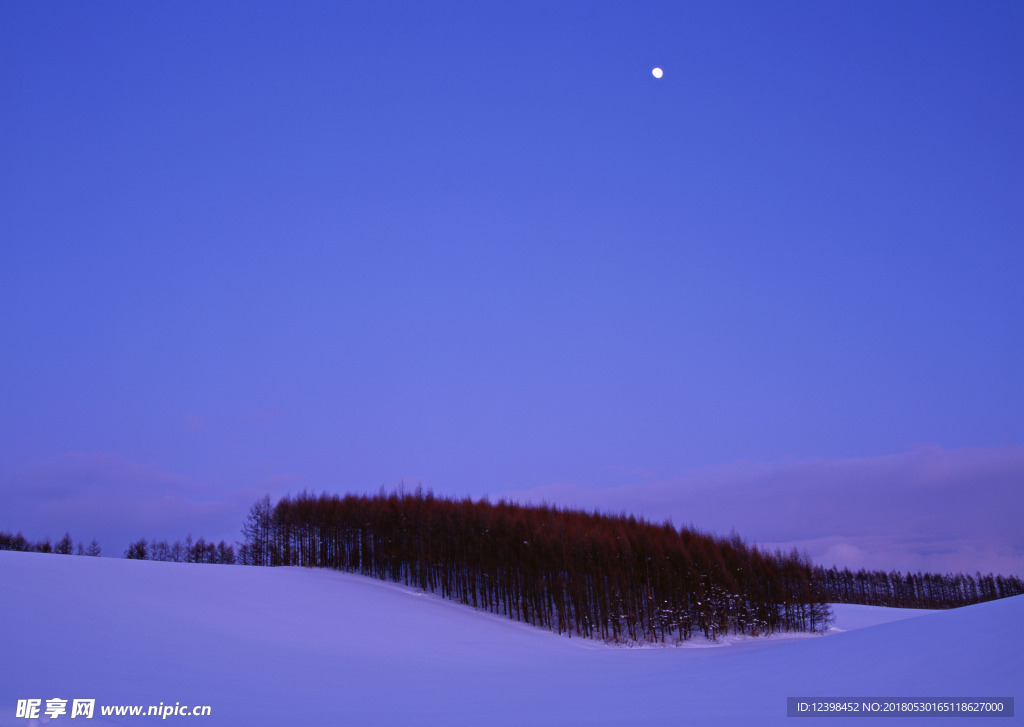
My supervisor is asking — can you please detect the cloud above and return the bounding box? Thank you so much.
[499,444,1024,576]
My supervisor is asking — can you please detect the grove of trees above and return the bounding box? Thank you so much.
[238,489,833,643]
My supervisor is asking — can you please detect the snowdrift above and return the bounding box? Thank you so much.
[1,551,1020,726]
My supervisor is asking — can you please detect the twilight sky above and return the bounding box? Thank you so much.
[2,1,1021,573]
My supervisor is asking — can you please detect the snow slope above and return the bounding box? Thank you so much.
[1,551,1019,726]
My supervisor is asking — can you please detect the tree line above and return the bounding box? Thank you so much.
[238,489,832,643]
[0,529,236,564]
[813,564,1023,609]
[124,536,236,564]
[0,530,101,556]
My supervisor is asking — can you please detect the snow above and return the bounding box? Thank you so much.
[1,551,1019,725]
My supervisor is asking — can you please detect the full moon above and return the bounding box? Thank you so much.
[651,67,663,79]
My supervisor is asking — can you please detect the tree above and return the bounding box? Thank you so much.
[54,532,74,555]
[150,540,171,561]
[216,540,235,565]
[124,539,148,560]
[0,531,30,551]
[86,539,102,557]
[241,495,273,566]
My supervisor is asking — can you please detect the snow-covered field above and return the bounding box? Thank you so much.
[1,550,1019,725]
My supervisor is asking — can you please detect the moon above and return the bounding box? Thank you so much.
[651,67,663,79]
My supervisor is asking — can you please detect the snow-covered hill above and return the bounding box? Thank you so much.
[1,551,1019,725]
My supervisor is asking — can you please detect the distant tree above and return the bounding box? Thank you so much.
[54,532,74,555]
[124,539,148,560]
[120,534,239,565]
[150,540,171,562]
[190,537,205,563]
[0,530,29,551]
[170,540,185,562]
[1,531,103,557]
[86,539,102,557]
[809,565,1023,609]
[216,540,235,565]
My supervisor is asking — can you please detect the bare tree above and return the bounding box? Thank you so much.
[54,532,74,555]
[124,539,148,560]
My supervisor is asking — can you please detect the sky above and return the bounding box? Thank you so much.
[1,1,1021,573]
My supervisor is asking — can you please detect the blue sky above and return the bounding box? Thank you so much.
[2,1,1021,572]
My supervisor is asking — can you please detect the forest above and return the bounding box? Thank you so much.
[237,489,832,643]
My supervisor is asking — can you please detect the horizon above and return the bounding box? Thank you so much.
[4,469,1022,581]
